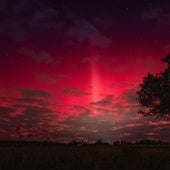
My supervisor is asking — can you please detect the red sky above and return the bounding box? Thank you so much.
[0,0,170,143]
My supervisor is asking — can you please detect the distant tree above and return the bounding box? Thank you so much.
[95,139,103,144]
[137,54,170,119]
[94,139,109,145]
[16,126,22,141]
[68,140,76,146]
[113,141,120,145]
[68,140,83,146]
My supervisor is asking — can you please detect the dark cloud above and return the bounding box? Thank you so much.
[37,73,68,84]
[141,2,170,29]
[61,87,89,96]
[36,73,57,84]
[21,89,52,98]
[0,94,169,142]
[0,0,64,42]
[0,97,49,107]
[15,98,48,106]
[56,111,160,142]
[70,105,90,113]
[122,87,138,104]
[81,57,92,63]
[0,87,56,140]
[0,106,15,115]
[68,19,111,48]
[58,112,114,138]
[35,51,54,64]
[29,7,61,32]
[18,47,35,57]
[18,48,55,64]
[0,103,56,140]
[0,0,169,44]
[23,106,52,115]
[91,95,113,106]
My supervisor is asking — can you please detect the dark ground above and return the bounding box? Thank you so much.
[0,143,169,170]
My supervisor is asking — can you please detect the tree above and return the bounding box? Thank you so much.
[136,54,170,120]
[16,126,22,141]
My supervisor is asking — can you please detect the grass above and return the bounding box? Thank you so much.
[0,143,169,170]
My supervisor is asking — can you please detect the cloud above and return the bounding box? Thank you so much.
[21,89,52,98]
[0,97,57,140]
[61,87,89,96]
[0,88,54,135]
[68,19,111,48]
[36,73,58,84]
[0,90,169,142]
[23,106,53,116]
[37,73,68,84]
[141,2,170,28]
[69,105,91,117]
[142,8,162,20]
[70,105,89,112]
[18,47,35,57]
[58,112,114,138]
[0,97,48,107]
[91,95,113,106]
[30,8,60,30]
[18,48,54,64]
[122,86,138,104]
[0,0,64,42]
[0,106,15,115]
[81,57,92,63]
[0,18,29,42]
[37,51,54,64]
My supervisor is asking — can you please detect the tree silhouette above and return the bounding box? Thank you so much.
[136,54,170,119]
[16,126,22,141]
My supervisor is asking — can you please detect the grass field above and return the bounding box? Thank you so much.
[0,143,169,170]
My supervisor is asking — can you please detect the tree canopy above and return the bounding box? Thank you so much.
[136,54,170,120]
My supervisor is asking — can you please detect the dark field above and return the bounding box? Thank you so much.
[0,143,169,170]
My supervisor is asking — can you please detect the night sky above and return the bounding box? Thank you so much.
[0,0,170,143]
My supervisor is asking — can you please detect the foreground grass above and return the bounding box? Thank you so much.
[0,144,169,170]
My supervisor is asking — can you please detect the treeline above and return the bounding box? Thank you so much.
[0,139,169,147]
[68,139,170,146]
[113,139,170,145]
